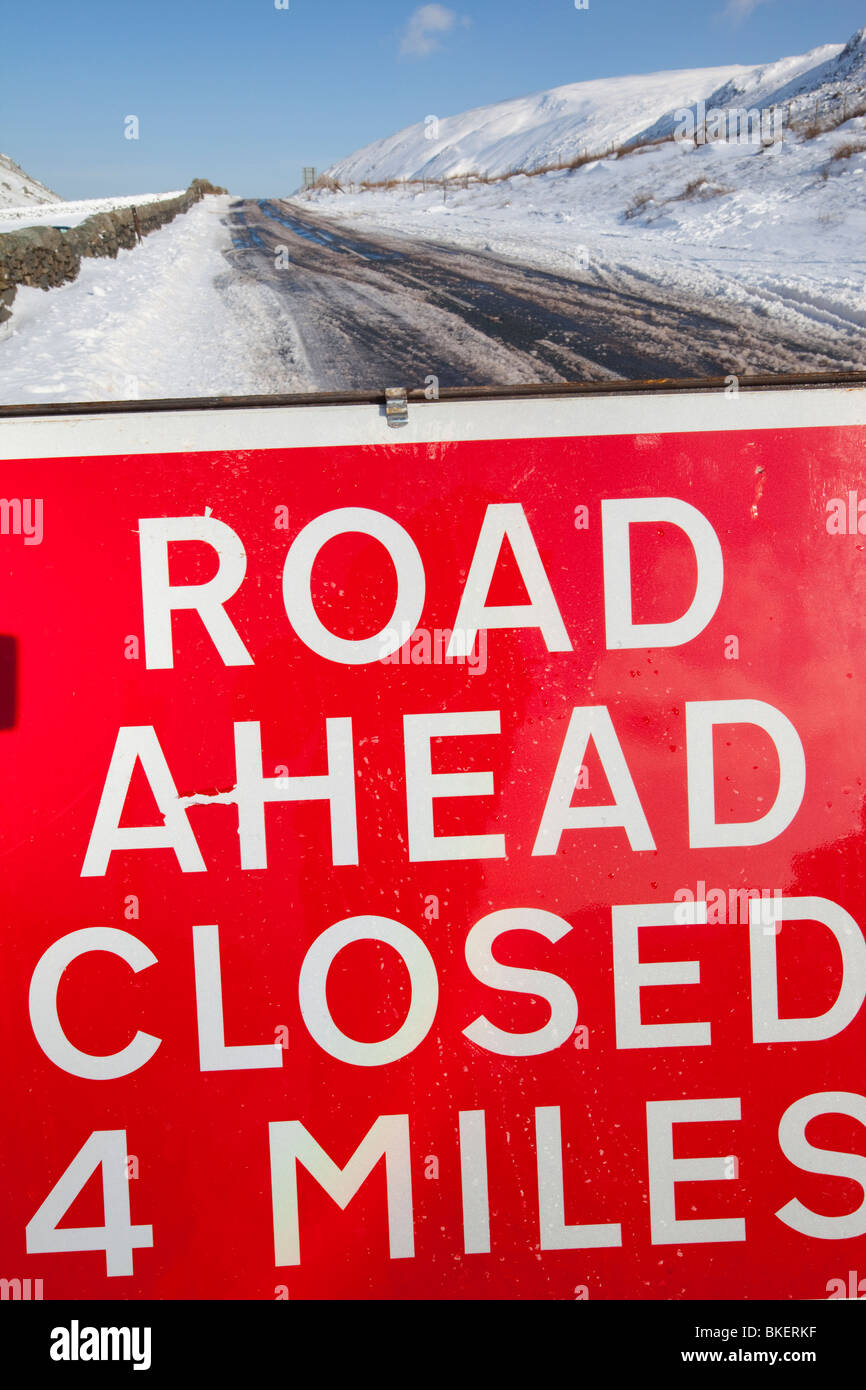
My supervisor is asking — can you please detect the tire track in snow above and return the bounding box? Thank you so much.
[220,198,865,389]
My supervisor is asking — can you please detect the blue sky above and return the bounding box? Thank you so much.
[2,0,864,198]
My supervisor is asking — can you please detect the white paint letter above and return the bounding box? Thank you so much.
[776,1092,866,1239]
[282,508,425,664]
[459,1111,491,1254]
[404,711,505,861]
[29,929,161,1080]
[234,719,357,869]
[646,1097,745,1244]
[139,514,251,669]
[447,503,572,657]
[463,909,578,1056]
[81,727,205,877]
[613,901,710,1049]
[269,1115,414,1263]
[298,917,438,1066]
[602,497,723,649]
[750,897,866,1043]
[533,707,655,854]
[536,1107,622,1249]
[686,699,806,847]
[192,924,283,1071]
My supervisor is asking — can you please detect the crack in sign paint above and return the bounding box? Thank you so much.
[751,464,766,519]
[176,785,239,808]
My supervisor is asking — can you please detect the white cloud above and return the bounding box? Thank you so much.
[720,0,771,23]
[400,5,470,58]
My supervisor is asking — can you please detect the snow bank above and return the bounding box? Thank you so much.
[0,191,187,235]
[0,198,309,403]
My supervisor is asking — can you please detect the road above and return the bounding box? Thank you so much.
[221,198,863,390]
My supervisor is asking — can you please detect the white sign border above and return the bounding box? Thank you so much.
[1,385,865,461]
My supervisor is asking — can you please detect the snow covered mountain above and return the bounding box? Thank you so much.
[327,28,866,183]
[642,26,866,141]
[0,153,60,209]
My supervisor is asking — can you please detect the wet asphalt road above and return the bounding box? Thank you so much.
[221,198,864,390]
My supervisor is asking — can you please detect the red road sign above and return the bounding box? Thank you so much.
[2,385,866,1301]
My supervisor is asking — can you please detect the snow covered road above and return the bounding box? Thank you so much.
[0,197,315,404]
[1,191,863,406]
[220,197,865,388]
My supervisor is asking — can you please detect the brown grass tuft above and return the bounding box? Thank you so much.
[793,97,866,141]
[829,139,866,162]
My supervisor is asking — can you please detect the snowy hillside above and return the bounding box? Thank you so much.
[328,64,752,183]
[0,153,60,209]
[327,33,865,184]
[642,27,866,141]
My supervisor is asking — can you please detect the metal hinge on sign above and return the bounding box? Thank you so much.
[385,386,409,428]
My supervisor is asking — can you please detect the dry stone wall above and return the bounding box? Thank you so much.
[0,180,226,325]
